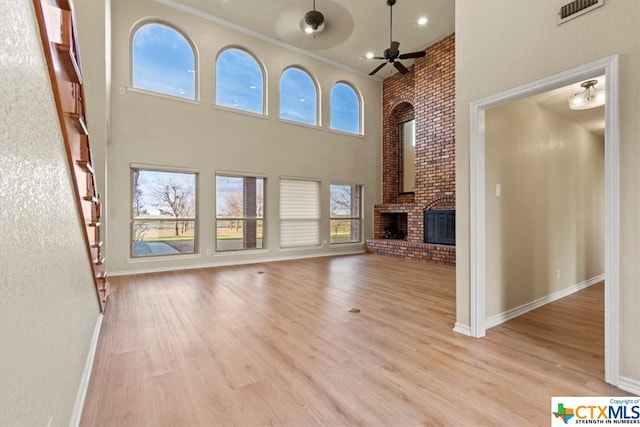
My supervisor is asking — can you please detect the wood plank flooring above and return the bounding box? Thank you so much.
[81,254,628,426]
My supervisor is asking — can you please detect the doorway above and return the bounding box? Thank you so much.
[468,55,620,386]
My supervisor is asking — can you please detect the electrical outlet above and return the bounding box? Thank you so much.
[556,269,561,280]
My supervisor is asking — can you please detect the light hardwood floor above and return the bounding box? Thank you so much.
[81,254,627,426]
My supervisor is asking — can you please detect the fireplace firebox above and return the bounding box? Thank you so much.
[424,210,455,246]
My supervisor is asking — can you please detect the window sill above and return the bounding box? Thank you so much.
[213,248,270,257]
[328,128,365,139]
[126,87,201,105]
[278,117,322,130]
[212,104,269,119]
[127,253,202,264]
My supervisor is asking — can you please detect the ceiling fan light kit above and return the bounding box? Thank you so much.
[367,0,426,76]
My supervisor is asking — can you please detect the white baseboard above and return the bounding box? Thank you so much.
[70,314,103,427]
[453,322,471,336]
[485,274,604,330]
[618,376,640,396]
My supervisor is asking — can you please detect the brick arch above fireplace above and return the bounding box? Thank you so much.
[383,101,415,205]
[424,195,456,211]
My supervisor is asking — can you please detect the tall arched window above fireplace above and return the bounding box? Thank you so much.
[383,101,414,204]
[399,119,415,193]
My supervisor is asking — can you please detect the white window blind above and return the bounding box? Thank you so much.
[280,179,320,248]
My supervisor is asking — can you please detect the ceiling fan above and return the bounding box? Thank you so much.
[368,0,426,76]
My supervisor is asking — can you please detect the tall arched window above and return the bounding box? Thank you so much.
[330,82,361,134]
[279,67,318,126]
[216,48,264,114]
[131,22,196,100]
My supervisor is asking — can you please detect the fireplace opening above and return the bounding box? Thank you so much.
[424,210,455,245]
[380,212,407,240]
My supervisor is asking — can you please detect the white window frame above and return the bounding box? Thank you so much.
[215,173,266,252]
[329,81,362,135]
[215,46,266,115]
[130,21,198,100]
[130,164,198,258]
[330,183,363,244]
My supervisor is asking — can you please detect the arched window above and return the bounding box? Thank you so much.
[131,22,196,100]
[216,48,264,114]
[330,82,361,134]
[279,67,318,126]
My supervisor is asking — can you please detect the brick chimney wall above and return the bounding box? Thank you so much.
[367,33,456,266]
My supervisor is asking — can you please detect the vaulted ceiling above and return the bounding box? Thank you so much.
[158,0,603,135]
[159,0,455,78]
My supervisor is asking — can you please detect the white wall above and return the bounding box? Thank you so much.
[0,1,101,425]
[485,98,604,317]
[107,0,382,274]
[456,0,640,382]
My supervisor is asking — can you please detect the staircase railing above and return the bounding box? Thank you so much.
[33,0,109,312]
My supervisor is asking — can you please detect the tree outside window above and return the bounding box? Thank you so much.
[330,184,361,244]
[216,175,265,251]
[131,168,197,257]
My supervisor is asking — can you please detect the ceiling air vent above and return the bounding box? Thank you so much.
[558,0,604,25]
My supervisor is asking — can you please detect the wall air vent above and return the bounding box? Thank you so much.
[558,0,604,25]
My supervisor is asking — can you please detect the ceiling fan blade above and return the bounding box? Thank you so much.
[389,41,400,55]
[369,62,388,76]
[394,61,409,74]
[399,51,426,60]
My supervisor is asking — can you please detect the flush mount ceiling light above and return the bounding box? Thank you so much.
[303,0,325,35]
[568,79,605,110]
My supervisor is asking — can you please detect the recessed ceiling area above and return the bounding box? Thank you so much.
[156,0,455,78]
[528,76,606,136]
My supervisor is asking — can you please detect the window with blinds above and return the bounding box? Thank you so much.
[280,178,320,248]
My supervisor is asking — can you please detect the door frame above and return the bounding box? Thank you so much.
[468,55,620,386]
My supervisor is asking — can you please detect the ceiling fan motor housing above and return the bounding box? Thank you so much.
[383,49,397,60]
[304,10,324,30]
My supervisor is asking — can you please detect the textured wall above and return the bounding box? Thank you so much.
[0,1,100,425]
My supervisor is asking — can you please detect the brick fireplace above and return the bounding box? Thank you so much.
[366,34,456,266]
